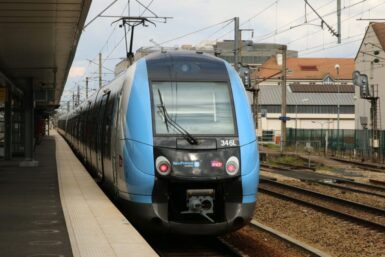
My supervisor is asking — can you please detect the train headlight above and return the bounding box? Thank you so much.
[226,156,239,176]
[155,156,171,176]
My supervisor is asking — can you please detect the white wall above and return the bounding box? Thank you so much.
[260,113,355,135]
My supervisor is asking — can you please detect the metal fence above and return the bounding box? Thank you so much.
[285,128,385,163]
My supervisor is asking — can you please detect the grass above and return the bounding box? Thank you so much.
[261,143,280,150]
[267,155,304,166]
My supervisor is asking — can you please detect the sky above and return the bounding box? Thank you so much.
[60,0,385,105]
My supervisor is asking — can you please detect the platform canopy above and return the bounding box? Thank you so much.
[0,0,92,111]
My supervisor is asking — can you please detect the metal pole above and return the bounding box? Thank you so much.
[99,52,102,89]
[72,92,75,109]
[325,126,328,156]
[127,25,136,65]
[337,0,341,43]
[77,84,80,106]
[326,120,331,156]
[86,77,89,99]
[295,104,298,153]
[234,17,240,71]
[335,64,340,155]
[253,88,259,129]
[280,45,287,154]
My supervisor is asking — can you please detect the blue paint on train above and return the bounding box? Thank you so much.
[124,59,154,146]
[122,141,154,203]
[225,62,259,203]
[240,141,260,203]
[122,59,155,202]
[224,62,256,147]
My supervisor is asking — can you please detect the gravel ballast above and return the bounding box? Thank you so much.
[254,193,385,257]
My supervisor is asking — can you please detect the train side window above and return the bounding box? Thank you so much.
[103,94,115,158]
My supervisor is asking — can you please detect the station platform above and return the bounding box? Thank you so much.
[0,132,158,257]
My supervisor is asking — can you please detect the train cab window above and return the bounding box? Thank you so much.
[152,81,235,135]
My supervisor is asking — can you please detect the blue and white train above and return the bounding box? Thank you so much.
[57,51,259,235]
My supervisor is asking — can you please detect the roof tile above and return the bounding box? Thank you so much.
[255,57,355,80]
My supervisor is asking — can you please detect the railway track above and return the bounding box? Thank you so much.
[273,161,316,171]
[259,178,385,231]
[260,164,354,182]
[329,157,385,173]
[370,179,385,187]
[248,220,331,257]
[261,163,385,196]
[316,181,385,198]
[148,235,245,257]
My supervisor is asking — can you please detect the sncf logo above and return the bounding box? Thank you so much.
[210,160,223,168]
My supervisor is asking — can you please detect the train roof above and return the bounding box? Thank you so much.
[143,51,229,82]
[144,50,224,62]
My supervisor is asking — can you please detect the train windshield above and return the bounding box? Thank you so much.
[152,82,235,135]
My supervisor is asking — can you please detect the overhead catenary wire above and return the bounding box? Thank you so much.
[155,18,234,46]
[104,0,160,59]
[213,0,280,42]
[216,0,379,57]
[72,0,158,93]
[300,32,380,56]
[301,18,385,55]
[255,0,367,43]
[249,0,336,43]
[285,0,385,46]
[62,0,384,104]
[211,0,359,56]
[101,0,371,62]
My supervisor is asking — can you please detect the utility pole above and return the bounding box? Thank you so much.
[337,0,341,43]
[280,45,287,154]
[67,101,70,112]
[99,52,102,89]
[72,92,75,110]
[85,77,89,99]
[252,85,259,130]
[335,64,340,154]
[77,84,80,106]
[234,17,240,71]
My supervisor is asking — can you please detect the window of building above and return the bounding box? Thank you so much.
[259,105,354,114]
[300,65,318,71]
[323,75,334,85]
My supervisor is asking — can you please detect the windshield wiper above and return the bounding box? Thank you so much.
[157,89,198,145]
[157,89,169,132]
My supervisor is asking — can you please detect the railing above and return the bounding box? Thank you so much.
[280,128,385,163]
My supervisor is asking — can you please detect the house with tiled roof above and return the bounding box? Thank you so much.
[252,56,355,140]
[355,23,385,132]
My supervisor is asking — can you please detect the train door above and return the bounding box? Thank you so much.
[96,92,110,181]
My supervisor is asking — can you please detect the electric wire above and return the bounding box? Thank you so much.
[213,0,280,42]
[285,0,385,47]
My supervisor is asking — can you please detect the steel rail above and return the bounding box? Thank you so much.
[329,157,385,173]
[260,179,385,215]
[259,179,385,232]
[316,181,385,198]
[249,220,332,257]
[341,179,385,193]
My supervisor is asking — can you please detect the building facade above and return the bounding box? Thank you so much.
[354,23,385,131]
[254,57,355,140]
[135,40,298,66]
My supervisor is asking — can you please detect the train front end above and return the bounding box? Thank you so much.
[120,51,259,235]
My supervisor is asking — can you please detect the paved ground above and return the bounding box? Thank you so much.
[0,136,73,257]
